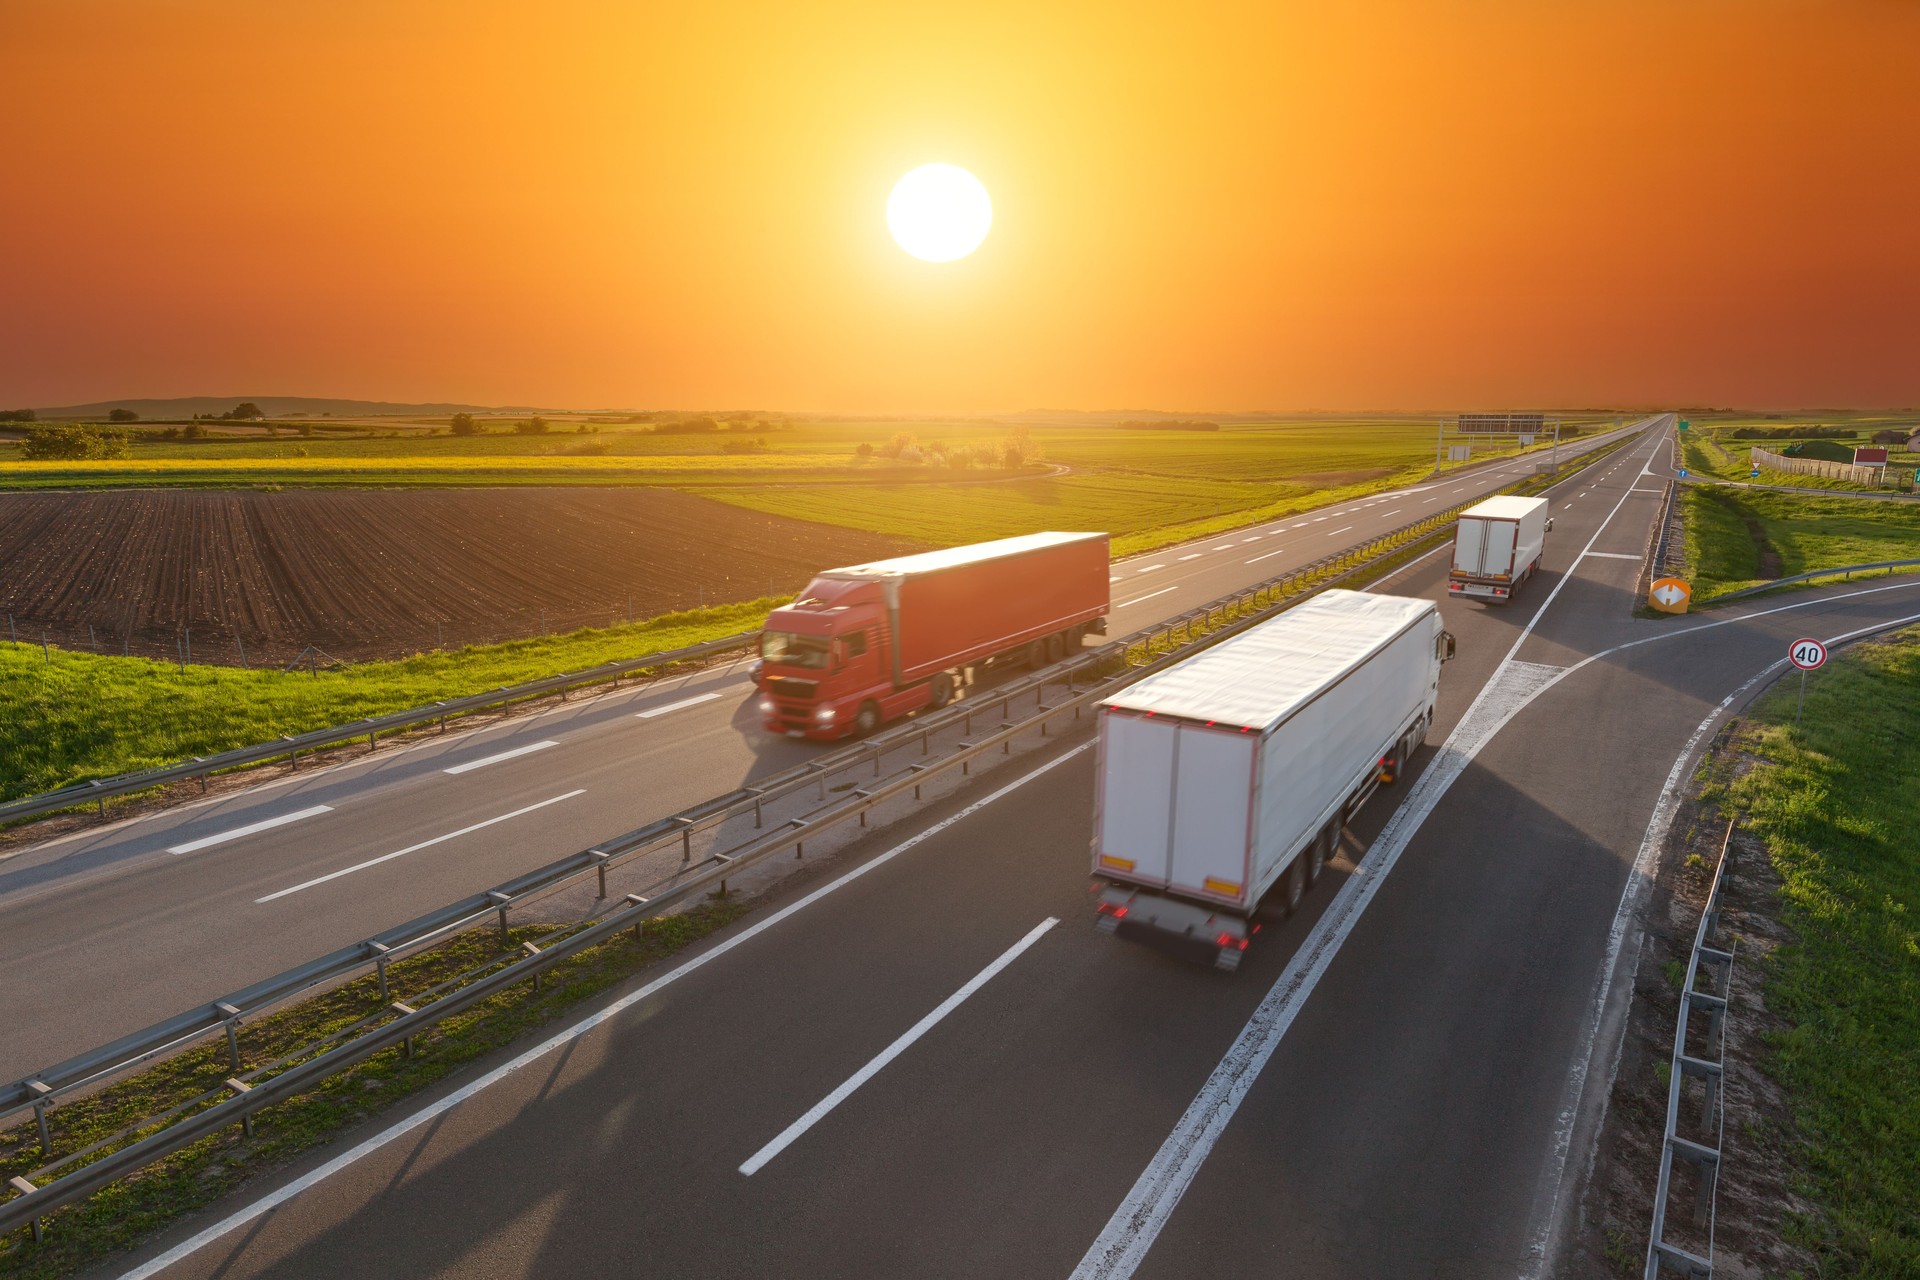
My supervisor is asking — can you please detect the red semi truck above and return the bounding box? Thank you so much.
[754,532,1111,740]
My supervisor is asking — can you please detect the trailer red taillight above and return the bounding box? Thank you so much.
[1216,933,1248,951]
[1096,902,1129,919]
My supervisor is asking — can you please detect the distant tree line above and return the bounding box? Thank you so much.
[852,426,1043,471]
[1727,426,1856,440]
[0,408,37,422]
[1117,419,1219,431]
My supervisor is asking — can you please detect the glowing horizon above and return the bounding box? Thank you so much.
[2,1,1917,414]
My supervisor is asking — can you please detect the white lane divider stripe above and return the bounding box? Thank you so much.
[738,916,1059,1176]
[1245,548,1292,565]
[1581,551,1643,561]
[1117,586,1178,607]
[637,692,724,719]
[1325,525,1354,536]
[256,790,587,903]
[443,740,558,775]
[120,744,1093,1280]
[1177,554,1203,562]
[1136,564,1166,574]
[167,805,334,856]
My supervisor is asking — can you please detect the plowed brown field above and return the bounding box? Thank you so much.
[0,488,921,663]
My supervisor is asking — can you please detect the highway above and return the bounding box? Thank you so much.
[0,425,1644,1082]
[95,417,1920,1280]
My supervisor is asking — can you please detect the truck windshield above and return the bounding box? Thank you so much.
[761,631,830,669]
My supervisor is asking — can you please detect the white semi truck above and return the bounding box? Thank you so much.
[1447,494,1551,603]
[1090,589,1454,971]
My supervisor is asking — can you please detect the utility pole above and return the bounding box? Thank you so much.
[1434,417,1445,476]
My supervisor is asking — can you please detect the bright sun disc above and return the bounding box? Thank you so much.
[887,164,992,262]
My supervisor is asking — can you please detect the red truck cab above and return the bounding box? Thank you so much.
[756,532,1111,741]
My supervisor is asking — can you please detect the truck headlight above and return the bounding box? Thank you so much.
[815,707,836,722]
[757,698,775,715]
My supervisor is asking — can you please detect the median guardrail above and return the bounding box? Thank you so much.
[1645,819,1738,1279]
[0,430,1640,1241]
[0,631,764,828]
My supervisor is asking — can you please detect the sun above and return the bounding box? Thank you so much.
[887,164,992,262]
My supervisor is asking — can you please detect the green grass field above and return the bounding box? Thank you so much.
[1712,629,1920,1275]
[1681,488,1920,601]
[0,600,776,806]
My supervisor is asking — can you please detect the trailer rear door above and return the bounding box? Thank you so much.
[1453,518,1489,575]
[1169,724,1255,903]
[1096,712,1177,883]
[1485,520,1518,574]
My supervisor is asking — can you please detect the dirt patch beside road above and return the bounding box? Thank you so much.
[0,487,922,664]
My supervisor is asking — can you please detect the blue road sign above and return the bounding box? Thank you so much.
[1677,467,1689,478]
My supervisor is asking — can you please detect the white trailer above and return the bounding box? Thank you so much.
[1091,589,1454,971]
[1447,494,1551,604]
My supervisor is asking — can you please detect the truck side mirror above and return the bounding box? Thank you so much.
[1440,631,1456,661]
[1545,517,1555,532]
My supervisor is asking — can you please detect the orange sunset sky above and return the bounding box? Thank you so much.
[4,0,1917,414]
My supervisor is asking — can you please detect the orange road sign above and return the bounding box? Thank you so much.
[1649,577,1692,614]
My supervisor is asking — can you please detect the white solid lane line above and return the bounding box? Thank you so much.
[1117,586,1178,607]
[1582,551,1643,561]
[167,805,334,856]
[256,790,587,903]
[443,740,558,775]
[636,692,724,719]
[739,916,1059,1175]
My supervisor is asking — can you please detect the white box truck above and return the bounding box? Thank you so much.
[1447,494,1551,604]
[1091,589,1454,971]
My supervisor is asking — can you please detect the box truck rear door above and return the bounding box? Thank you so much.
[1453,519,1489,575]
[1169,725,1255,903]
[1486,520,1518,574]
[1098,713,1178,885]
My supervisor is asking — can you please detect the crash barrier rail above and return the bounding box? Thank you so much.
[0,632,767,828]
[1649,477,1679,581]
[1749,445,1911,489]
[0,424,1649,833]
[0,433,1636,1240]
[1708,558,1920,605]
[1645,819,1738,1279]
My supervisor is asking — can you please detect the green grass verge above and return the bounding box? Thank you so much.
[0,599,779,805]
[0,902,748,1280]
[1680,487,1920,603]
[1705,630,1920,1275]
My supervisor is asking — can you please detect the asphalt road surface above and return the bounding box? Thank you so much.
[0,425,1647,1081]
[85,418,1920,1279]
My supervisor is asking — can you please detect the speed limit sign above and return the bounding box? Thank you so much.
[1789,637,1827,670]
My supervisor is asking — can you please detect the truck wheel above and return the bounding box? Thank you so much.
[929,671,955,707]
[1305,832,1324,886]
[854,701,882,737]
[1026,639,1047,668]
[1284,854,1305,915]
[1044,632,1066,664]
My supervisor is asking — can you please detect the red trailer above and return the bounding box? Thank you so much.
[755,532,1110,740]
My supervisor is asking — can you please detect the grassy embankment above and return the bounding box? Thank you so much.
[0,599,779,806]
[1698,629,1920,1275]
[1680,487,1920,603]
[0,904,747,1280]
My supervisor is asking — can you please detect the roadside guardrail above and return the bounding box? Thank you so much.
[0,432,1639,1240]
[1707,558,1920,605]
[1645,819,1738,1279]
[0,631,763,828]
